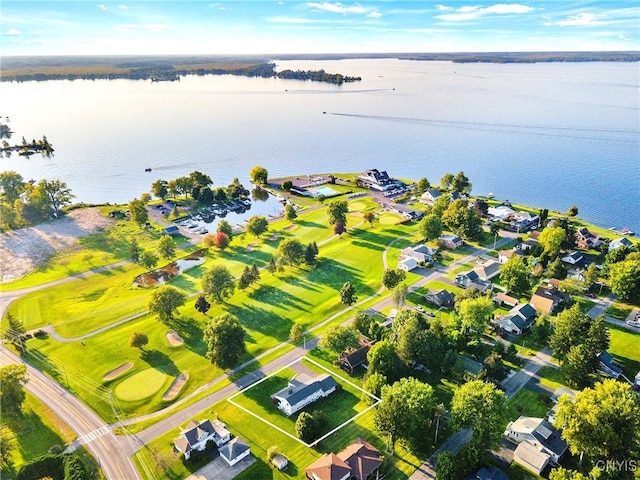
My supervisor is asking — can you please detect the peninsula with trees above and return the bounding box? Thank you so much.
[1,166,639,480]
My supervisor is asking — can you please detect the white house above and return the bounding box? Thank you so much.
[473,260,501,281]
[494,303,537,335]
[398,256,418,272]
[487,205,515,220]
[561,251,584,265]
[401,244,437,263]
[219,437,251,466]
[420,188,442,204]
[504,416,567,464]
[174,419,230,460]
[271,373,337,416]
[608,237,633,251]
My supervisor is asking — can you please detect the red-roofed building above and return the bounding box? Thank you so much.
[306,453,352,480]
[306,439,382,480]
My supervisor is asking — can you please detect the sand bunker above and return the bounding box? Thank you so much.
[245,243,257,252]
[162,372,189,401]
[284,224,296,231]
[103,362,133,382]
[268,232,281,241]
[166,330,184,346]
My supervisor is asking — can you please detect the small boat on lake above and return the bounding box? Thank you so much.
[609,226,635,236]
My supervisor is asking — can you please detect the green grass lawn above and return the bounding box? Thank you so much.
[0,393,76,479]
[229,358,372,443]
[501,388,553,430]
[605,302,635,320]
[608,325,640,377]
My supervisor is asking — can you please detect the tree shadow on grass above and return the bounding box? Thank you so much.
[304,258,366,291]
[141,349,180,376]
[170,317,208,357]
[225,304,292,345]
[248,284,313,310]
[297,219,326,229]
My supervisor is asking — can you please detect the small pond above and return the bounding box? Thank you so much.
[133,249,206,287]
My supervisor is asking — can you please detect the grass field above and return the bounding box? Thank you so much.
[0,393,76,479]
[501,388,552,430]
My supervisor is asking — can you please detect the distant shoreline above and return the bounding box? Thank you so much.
[1,51,638,83]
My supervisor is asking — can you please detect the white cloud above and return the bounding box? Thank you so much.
[553,13,607,27]
[119,5,128,10]
[3,28,21,36]
[435,5,453,12]
[98,4,107,11]
[437,3,534,22]
[118,23,169,33]
[306,2,368,15]
[265,16,312,24]
[368,11,382,18]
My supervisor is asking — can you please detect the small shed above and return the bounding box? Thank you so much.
[272,454,288,470]
[164,225,180,236]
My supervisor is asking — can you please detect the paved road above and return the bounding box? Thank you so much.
[0,346,141,480]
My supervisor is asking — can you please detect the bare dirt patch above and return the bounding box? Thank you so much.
[166,330,184,347]
[162,372,189,401]
[0,207,114,283]
[103,362,134,382]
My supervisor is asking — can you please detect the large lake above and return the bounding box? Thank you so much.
[1,59,638,233]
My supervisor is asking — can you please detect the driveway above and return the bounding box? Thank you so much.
[183,454,255,480]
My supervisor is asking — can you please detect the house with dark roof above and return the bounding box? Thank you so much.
[425,288,455,308]
[271,373,337,416]
[440,234,463,250]
[561,251,584,265]
[339,344,372,374]
[420,188,442,204]
[597,351,623,379]
[575,227,601,249]
[219,437,251,466]
[163,225,180,236]
[174,419,230,460]
[494,303,536,335]
[510,211,540,232]
[475,466,510,480]
[530,285,570,315]
[461,355,484,381]
[504,416,568,466]
[305,438,382,480]
[608,237,633,251]
[473,260,501,281]
[401,244,438,263]
[357,169,396,191]
[455,270,492,293]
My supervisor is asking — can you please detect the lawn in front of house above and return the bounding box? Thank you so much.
[608,325,640,376]
[501,388,553,430]
[228,357,374,444]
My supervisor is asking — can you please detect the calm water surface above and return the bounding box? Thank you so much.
[1,59,638,232]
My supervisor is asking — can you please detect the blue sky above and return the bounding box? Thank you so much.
[1,1,638,55]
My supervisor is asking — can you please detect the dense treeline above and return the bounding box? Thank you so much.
[407,51,640,63]
[1,62,359,84]
[276,69,361,84]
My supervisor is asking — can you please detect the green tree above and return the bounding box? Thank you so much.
[339,281,357,306]
[285,203,297,221]
[249,165,269,184]
[0,425,15,465]
[217,219,233,238]
[374,377,435,453]
[148,285,186,322]
[128,197,149,227]
[435,451,459,480]
[129,237,140,263]
[151,179,168,200]
[582,262,599,291]
[367,340,403,383]
[548,468,592,480]
[362,372,387,404]
[0,364,28,415]
[277,237,305,266]
[555,379,640,468]
[189,170,212,188]
[456,296,494,338]
[452,171,472,194]
[129,332,149,350]
[439,173,454,191]
[549,304,594,363]
[0,171,25,203]
[289,324,303,343]
[238,266,253,290]
[246,215,268,237]
[563,344,594,389]
[382,268,406,289]
[37,179,74,217]
[2,312,25,346]
[450,380,505,452]
[333,221,346,237]
[392,283,407,309]
[363,211,376,227]
[431,194,451,219]
[500,255,532,296]
[419,214,443,241]
[202,265,235,303]
[547,256,568,279]
[204,313,246,369]
[157,234,176,259]
[327,200,349,226]
[304,243,317,265]
[566,205,579,217]
[608,258,640,302]
[295,410,326,443]
[319,325,359,353]
[416,177,430,193]
[139,250,159,270]
[194,295,210,316]
[441,199,483,240]
[539,226,566,258]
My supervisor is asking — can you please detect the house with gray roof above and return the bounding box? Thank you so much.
[505,416,567,467]
[473,260,501,281]
[271,373,337,416]
[455,270,492,293]
[608,237,633,251]
[597,350,623,379]
[219,437,251,466]
[494,303,536,335]
[425,288,455,308]
[174,418,230,460]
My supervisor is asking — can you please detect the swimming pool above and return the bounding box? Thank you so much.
[311,185,340,198]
